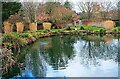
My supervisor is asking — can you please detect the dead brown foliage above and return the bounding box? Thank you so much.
[16,22,24,33]
[103,20,115,30]
[8,13,24,24]
[29,23,37,32]
[1,48,15,75]
[3,21,12,33]
[43,22,51,30]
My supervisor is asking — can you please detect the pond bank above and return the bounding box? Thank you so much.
[2,29,120,49]
[1,27,120,75]
[2,34,119,78]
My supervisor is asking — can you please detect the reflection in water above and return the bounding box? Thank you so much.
[40,38,52,49]
[104,34,113,45]
[25,49,47,77]
[3,35,119,77]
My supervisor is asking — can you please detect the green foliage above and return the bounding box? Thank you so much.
[78,16,82,20]
[17,37,28,46]
[3,33,28,48]
[11,32,29,38]
[64,1,72,9]
[65,26,71,30]
[3,34,14,42]
[27,34,36,42]
[18,33,29,38]
[99,28,106,33]
[36,29,50,33]
[37,22,43,25]
[80,26,85,30]
[113,27,120,31]
[43,29,50,33]
[36,30,44,32]
[2,2,21,21]
[3,42,13,49]
[78,26,106,31]
[2,26,110,50]
[51,29,63,33]
[32,32,39,39]
[45,2,56,14]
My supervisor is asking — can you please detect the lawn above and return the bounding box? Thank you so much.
[70,26,106,32]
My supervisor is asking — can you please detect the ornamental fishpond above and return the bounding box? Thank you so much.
[3,35,119,78]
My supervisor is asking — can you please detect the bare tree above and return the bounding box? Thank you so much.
[21,1,39,23]
[77,0,94,19]
[100,1,116,19]
[118,1,120,25]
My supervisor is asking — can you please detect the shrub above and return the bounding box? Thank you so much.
[65,26,71,30]
[18,33,29,38]
[32,32,39,39]
[26,34,36,42]
[99,28,106,33]
[36,30,43,32]
[27,36,36,42]
[3,33,28,48]
[113,27,120,31]
[3,42,13,49]
[43,29,50,33]
[57,29,61,32]
[80,26,84,30]
[3,34,14,42]
[1,48,15,74]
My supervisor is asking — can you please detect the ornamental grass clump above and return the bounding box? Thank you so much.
[3,21,12,33]
[29,23,37,32]
[1,48,15,75]
[103,20,115,30]
[43,22,51,30]
[16,22,24,33]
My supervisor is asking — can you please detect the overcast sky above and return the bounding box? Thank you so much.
[20,0,119,13]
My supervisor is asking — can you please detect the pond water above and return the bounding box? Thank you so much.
[3,35,120,78]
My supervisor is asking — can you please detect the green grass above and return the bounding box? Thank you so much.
[113,27,120,31]
[74,26,106,31]
[83,26,105,31]
[51,29,64,33]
